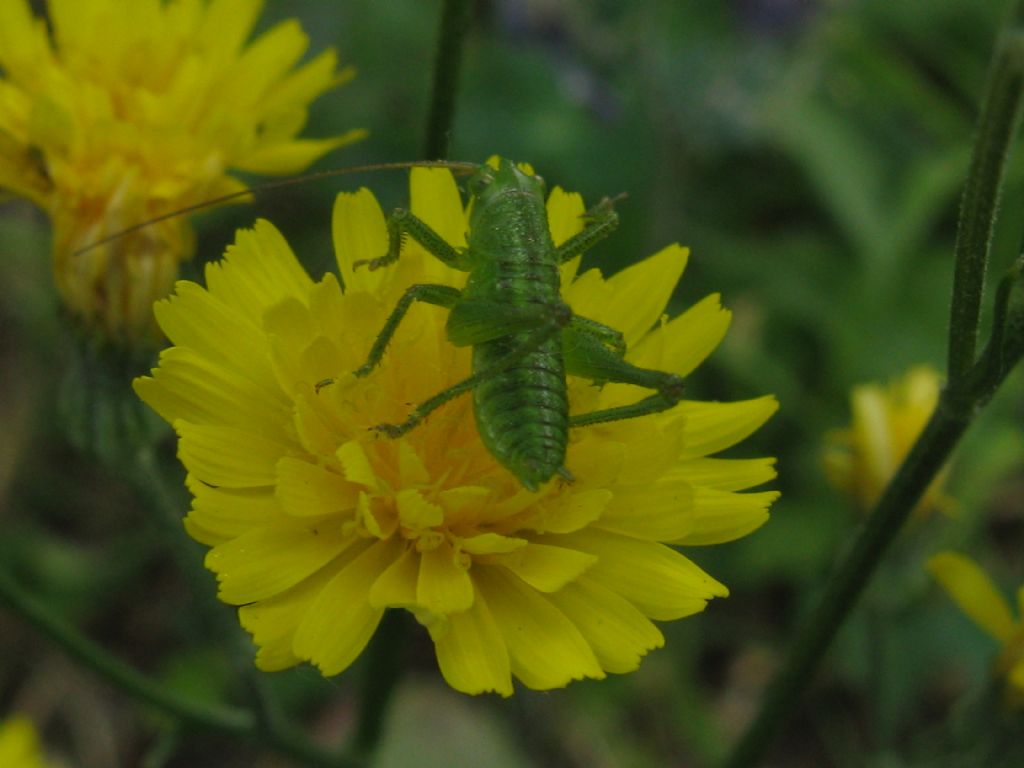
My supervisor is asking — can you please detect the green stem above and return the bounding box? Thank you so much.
[723,398,971,768]
[344,0,476,753]
[947,28,1024,381]
[0,567,249,735]
[725,14,1024,766]
[423,0,472,159]
[0,568,361,767]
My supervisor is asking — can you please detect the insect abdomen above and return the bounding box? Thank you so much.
[472,334,568,490]
[462,170,570,489]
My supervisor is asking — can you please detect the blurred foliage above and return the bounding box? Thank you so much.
[1,1,1023,766]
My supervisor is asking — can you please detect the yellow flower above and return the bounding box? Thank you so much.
[824,366,951,518]
[135,165,779,695]
[0,717,52,768]
[0,0,365,343]
[927,552,1024,707]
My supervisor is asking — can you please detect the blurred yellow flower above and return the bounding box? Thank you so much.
[927,551,1024,707]
[0,0,365,343]
[135,165,779,695]
[824,366,951,518]
[0,716,52,768]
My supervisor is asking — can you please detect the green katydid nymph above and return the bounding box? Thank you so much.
[317,158,686,491]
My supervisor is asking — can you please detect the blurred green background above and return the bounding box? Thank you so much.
[2,1,1023,766]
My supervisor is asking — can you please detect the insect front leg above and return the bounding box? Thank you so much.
[354,209,472,271]
[555,195,621,264]
[316,283,461,392]
[562,317,685,428]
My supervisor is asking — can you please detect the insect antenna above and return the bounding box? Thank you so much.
[72,159,478,258]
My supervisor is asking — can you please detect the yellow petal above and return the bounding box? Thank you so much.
[418,543,475,614]
[569,244,689,347]
[154,281,278,391]
[489,542,597,593]
[555,529,728,620]
[0,715,45,765]
[276,456,358,517]
[476,567,604,690]
[669,488,778,545]
[410,167,467,250]
[238,564,338,672]
[629,293,731,377]
[0,0,50,78]
[547,577,664,674]
[207,520,355,604]
[235,131,367,174]
[433,589,514,696]
[197,0,261,57]
[232,19,307,101]
[851,384,895,486]
[134,346,291,439]
[546,186,586,248]
[332,188,389,294]
[204,220,313,324]
[186,479,280,544]
[1008,658,1024,695]
[398,440,431,486]
[397,488,444,530]
[369,546,419,608]
[595,480,696,541]
[336,441,377,488]
[458,533,528,555]
[176,421,292,488]
[670,457,778,492]
[519,489,612,534]
[927,552,1016,643]
[293,538,400,675]
[264,297,318,393]
[676,396,780,458]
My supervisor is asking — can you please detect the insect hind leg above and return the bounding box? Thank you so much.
[562,317,684,428]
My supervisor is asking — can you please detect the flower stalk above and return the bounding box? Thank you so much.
[725,13,1024,768]
[423,0,473,159]
[352,0,473,752]
[948,28,1024,380]
[0,568,360,768]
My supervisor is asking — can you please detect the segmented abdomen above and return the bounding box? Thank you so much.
[472,333,568,490]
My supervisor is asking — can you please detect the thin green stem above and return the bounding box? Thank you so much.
[0,567,251,735]
[343,1,476,754]
[948,29,1024,381]
[725,13,1024,766]
[423,0,472,159]
[0,568,362,767]
[723,398,971,768]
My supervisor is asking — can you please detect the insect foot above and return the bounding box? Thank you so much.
[662,374,686,403]
[371,418,418,439]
